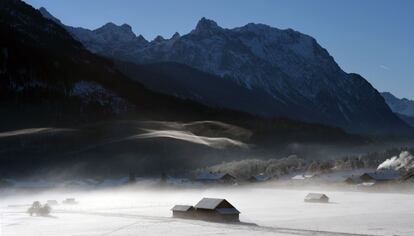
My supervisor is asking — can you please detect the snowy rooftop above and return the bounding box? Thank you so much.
[195,198,225,209]
[305,193,329,200]
[291,174,314,180]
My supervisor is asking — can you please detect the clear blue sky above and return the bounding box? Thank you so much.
[23,0,414,99]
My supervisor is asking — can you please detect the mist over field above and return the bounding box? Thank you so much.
[2,183,414,236]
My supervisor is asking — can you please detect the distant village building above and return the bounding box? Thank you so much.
[248,173,269,182]
[402,172,414,183]
[304,193,329,203]
[344,176,363,184]
[196,172,236,184]
[171,198,240,222]
[359,170,401,183]
[291,174,315,180]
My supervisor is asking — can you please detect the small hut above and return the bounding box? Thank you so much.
[304,193,329,203]
[171,205,194,219]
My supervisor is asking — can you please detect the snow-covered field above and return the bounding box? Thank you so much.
[1,186,413,236]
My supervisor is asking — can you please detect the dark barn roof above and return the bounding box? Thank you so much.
[195,198,224,209]
[194,198,240,214]
[305,193,329,200]
[171,205,194,212]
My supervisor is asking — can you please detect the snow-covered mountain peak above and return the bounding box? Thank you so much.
[94,22,137,43]
[96,22,134,34]
[120,23,132,31]
[171,32,181,40]
[137,34,149,44]
[99,22,118,29]
[192,17,222,35]
[236,22,273,32]
[152,35,166,43]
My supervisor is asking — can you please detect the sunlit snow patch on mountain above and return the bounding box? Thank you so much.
[0,128,75,138]
[139,120,252,140]
[127,129,249,149]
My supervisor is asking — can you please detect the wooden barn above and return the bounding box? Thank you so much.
[194,198,240,222]
[171,198,240,222]
[304,193,329,203]
[171,205,194,219]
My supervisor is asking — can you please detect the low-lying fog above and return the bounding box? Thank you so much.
[2,121,414,235]
[1,185,414,236]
